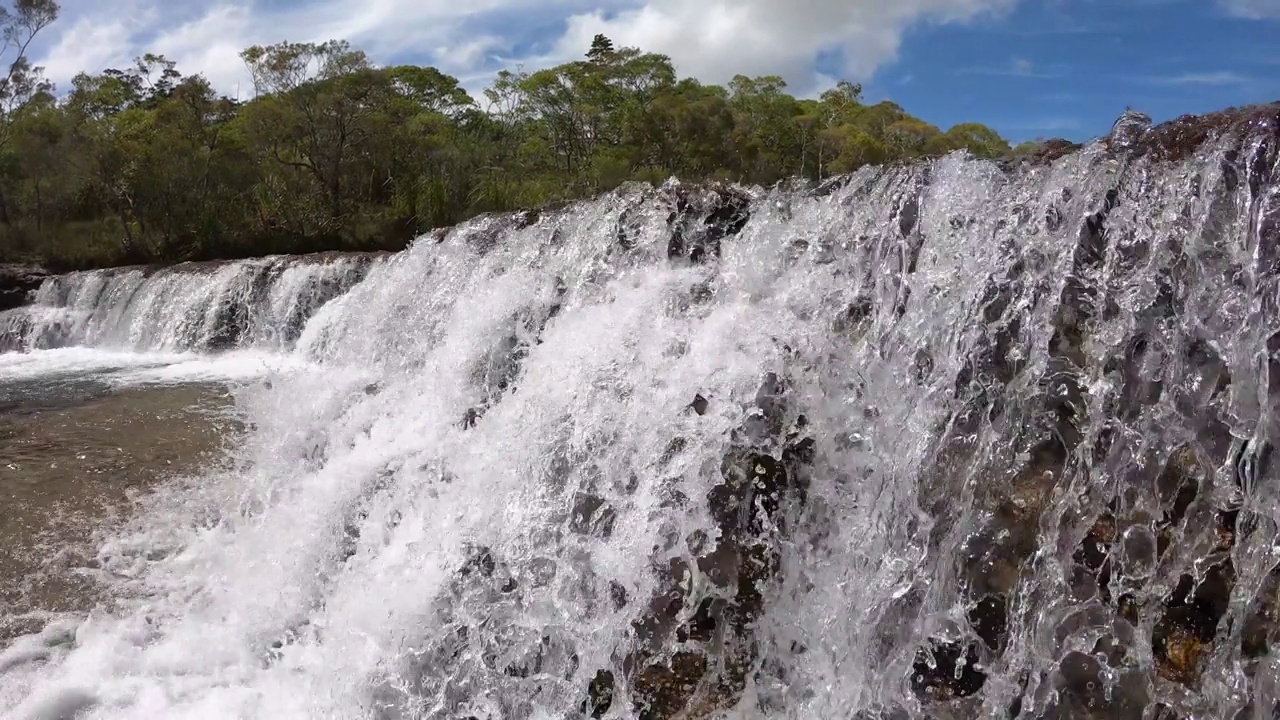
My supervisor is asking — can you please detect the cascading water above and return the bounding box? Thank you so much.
[0,253,379,354]
[0,107,1278,720]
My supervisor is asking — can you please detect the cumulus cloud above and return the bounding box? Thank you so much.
[553,0,1019,92]
[31,0,1019,97]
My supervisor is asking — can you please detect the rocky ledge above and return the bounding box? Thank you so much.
[0,265,50,313]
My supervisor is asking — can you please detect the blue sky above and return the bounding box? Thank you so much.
[868,0,1280,141]
[29,0,1280,143]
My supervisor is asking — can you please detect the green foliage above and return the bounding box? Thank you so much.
[0,23,1015,269]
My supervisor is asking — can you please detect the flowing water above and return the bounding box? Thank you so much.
[0,112,1278,719]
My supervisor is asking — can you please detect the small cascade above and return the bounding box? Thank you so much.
[0,254,379,354]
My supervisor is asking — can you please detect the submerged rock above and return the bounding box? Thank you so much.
[617,371,815,718]
[910,639,986,702]
[663,183,753,264]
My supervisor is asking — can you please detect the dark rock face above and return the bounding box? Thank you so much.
[663,183,753,263]
[0,264,49,312]
[910,640,986,702]
[622,371,814,718]
[883,106,1280,720]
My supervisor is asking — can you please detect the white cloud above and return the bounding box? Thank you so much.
[34,0,158,86]
[1152,71,1250,85]
[147,5,256,96]
[37,18,134,84]
[553,0,1018,93]
[32,0,1020,98]
[1218,0,1280,18]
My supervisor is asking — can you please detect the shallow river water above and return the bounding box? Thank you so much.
[0,348,303,655]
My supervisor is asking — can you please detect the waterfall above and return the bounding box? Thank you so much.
[0,254,379,354]
[1,109,1279,720]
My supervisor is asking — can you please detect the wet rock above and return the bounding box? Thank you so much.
[569,493,617,539]
[616,204,644,250]
[1106,109,1154,152]
[833,296,874,335]
[659,437,687,466]
[910,639,986,702]
[462,218,506,255]
[913,348,934,384]
[1047,651,1150,719]
[207,265,275,351]
[1242,562,1280,659]
[1070,512,1116,603]
[0,264,49,312]
[675,598,720,644]
[459,545,497,579]
[664,184,752,264]
[581,669,615,718]
[812,174,852,198]
[1152,560,1235,685]
[469,289,564,411]
[631,650,708,719]
[1119,524,1158,580]
[502,633,577,681]
[527,557,557,588]
[609,580,628,611]
[955,438,1064,600]
[1137,102,1279,162]
[689,393,709,416]
[1231,438,1273,499]
[1214,508,1239,552]
[1117,593,1142,626]
[1155,445,1203,536]
[968,595,1008,651]
[1008,137,1081,166]
[619,370,815,717]
[897,193,921,239]
[513,206,543,230]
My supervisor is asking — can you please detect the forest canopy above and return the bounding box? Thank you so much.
[0,3,1022,269]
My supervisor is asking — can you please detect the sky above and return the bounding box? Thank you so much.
[26,0,1280,142]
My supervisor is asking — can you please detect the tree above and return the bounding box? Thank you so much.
[239,40,367,96]
[0,0,57,225]
[0,0,57,127]
[133,53,182,106]
[586,34,615,64]
[941,122,1010,159]
[725,75,805,183]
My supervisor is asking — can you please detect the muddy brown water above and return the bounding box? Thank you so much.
[0,381,236,643]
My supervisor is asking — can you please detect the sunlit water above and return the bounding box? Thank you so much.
[0,115,1278,719]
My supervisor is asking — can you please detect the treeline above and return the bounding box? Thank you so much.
[0,2,1024,269]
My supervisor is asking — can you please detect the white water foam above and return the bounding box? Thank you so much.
[0,348,315,388]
